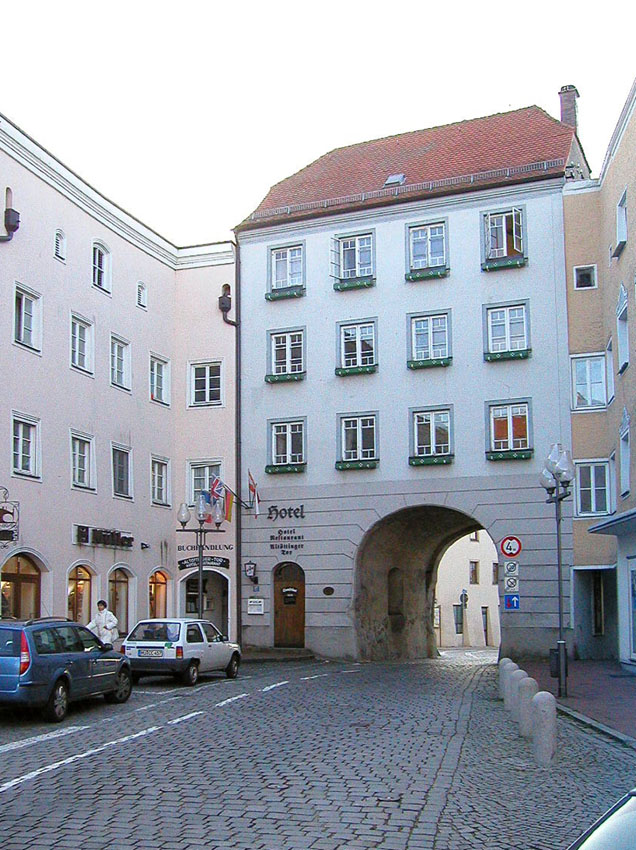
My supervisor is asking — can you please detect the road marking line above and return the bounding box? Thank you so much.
[135,703,158,712]
[339,669,361,674]
[214,693,249,707]
[300,674,330,680]
[262,681,289,692]
[0,726,90,754]
[0,726,161,794]
[167,711,203,725]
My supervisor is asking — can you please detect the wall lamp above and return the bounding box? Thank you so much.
[1,189,20,243]
[244,560,258,584]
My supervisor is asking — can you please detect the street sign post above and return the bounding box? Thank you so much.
[504,594,520,610]
[500,536,522,558]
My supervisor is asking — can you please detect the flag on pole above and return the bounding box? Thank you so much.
[201,490,213,524]
[210,476,224,501]
[248,470,260,517]
[224,489,234,523]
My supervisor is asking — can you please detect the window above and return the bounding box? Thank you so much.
[453,604,464,635]
[339,322,376,369]
[489,403,529,452]
[112,445,132,498]
[70,315,93,373]
[617,288,629,372]
[14,285,41,351]
[110,335,131,390]
[71,432,95,490]
[492,563,499,585]
[149,571,168,619]
[66,566,92,624]
[571,355,606,409]
[137,282,147,309]
[411,314,449,361]
[271,245,303,290]
[12,414,40,478]
[54,230,66,261]
[190,362,221,406]
[483,208,525,268]
[574,265,597,289]
[92,242,111,292]
[341,415,377,461]
[620,413,630,497]
[606,338,615,402]
[469,561,479,584]
[271,421,305,466]
[470,531,479,542]
[409,222,446,270]
[270,331,304,377]
[413,409,451,457]
[486,305,528,354]
[151,457,170,505]
[335,233,373,280]
[613,189,628,258]
[150,355,170,405]
[575,462,609,516]
[189,462,221,504]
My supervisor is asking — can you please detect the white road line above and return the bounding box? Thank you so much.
[167,711,203,725]
[0,725,161,794]
[300,674,330,680]
[214,693,249,707]
[0,726,90,754]
[135,703,158,712]
[262,681,289,692]
[339,669,361,674]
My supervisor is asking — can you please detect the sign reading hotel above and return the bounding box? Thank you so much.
[267,503,306,557]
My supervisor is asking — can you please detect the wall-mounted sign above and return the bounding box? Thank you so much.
[247,598,264,615]
[269,528,305,556]
[177,543,234,552]
[178,556,230,571]
[267,504,305,522]
[75,525,133,548]
[500,536,522,558]
[0,488,19,547]
[282,586,298,605]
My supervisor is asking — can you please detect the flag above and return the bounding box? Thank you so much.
[210,476,224,500]
[248,470,260,517]
[224,489,234,523]
[201,490,213,524]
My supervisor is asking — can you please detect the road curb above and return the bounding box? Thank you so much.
[557,703,636,750]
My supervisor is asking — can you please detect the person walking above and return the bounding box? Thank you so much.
[87,600,119,644]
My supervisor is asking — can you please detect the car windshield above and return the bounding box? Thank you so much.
[128,622,181,642]
[0,629,19,657]
[574,796,636,849]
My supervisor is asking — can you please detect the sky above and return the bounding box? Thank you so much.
[2,1,635,246]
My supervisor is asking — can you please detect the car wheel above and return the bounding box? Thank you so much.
[225,653,240,679]
[43,679,69,723]
[105,668,133,704]
[181,661,199,686]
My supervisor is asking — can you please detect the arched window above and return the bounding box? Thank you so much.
[54,230,66,261]
[149,570,168,618]
[109,568,130,633]
[67,565,92,623]
[1,554,41,619]
[137,282,147,309]
[92,241,111,292]
[388,567,404,616]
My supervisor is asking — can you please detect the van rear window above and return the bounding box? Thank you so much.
[0,629,20,657]
[128,622,181,642]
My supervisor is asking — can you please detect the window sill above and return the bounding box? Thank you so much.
[265,286,306,301]
[189,401,223,408]
[150,398,171,407]
[335,459,378,470]
[265,372,306,383]
[152,500,172,508]
[13,340,42,356]
[92,284,112,296]
[571,405,607,413]
[405,266,449,282]
[113,493,134,501]
[72,484,96,493]
[265,463,306,474]
[407,357,452,369]
[11,470,41,481]
[333,276,375,291]
[484,349,531,362]
[486,449,533,461]
[481,256,527,272]
[409,454,454,466]
[619,362,629,375]
[111,382,132,394]
[71,364,95,377]
[335,365,377,376]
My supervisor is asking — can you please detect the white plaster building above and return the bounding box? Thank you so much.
[0,112,238,639]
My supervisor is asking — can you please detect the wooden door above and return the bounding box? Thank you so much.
[274,562,305,647]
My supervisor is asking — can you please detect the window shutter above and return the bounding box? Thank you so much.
[513,208,523,254]
[329,236,340,279]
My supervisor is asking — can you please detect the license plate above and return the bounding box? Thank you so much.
[138,648,163,658]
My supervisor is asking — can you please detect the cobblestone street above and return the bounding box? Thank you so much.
[0,652,634,849]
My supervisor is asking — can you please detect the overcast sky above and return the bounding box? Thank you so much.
[3,2,634,245]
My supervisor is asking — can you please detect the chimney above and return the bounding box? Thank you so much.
[559,85,579,132]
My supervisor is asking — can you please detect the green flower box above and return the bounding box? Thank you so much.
[264,372,306,383]
[265,286,306,301]
[333,276,376,291]
[486,449,533,461]
[405,267,449,282]
[409,454,454,466]
[335,459,379,471]
[484,349,531,362]
[265,463,306,474]
[407,357,452,369]
[481,256,527,272]
[335,364,377,376]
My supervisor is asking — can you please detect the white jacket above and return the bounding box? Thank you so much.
[87,610,119,644]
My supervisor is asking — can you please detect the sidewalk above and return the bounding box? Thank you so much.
[520,657,636,743]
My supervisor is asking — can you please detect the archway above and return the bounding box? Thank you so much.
[274,562,305,648]
[354,505,482,660]
[108,566,132,634]
[149,570,169,618]
[180,570,229,634]
[1,553,41,619]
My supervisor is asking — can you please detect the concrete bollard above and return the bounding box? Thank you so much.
[499,660,518,702]
[531,691,557,766]
[509,669,528,721]
[518,677,539,737]
[503,663,520,710]
[498,657,513,700]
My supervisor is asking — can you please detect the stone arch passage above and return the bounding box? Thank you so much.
[354,505,482,660]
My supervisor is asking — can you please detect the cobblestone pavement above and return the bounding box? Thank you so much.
[0,652,635,850]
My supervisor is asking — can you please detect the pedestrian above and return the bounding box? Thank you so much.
[87,600,119,644]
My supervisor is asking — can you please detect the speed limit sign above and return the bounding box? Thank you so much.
[500,536,522,558]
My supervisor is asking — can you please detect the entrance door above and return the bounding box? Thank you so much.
[274,562,305,648]
[1,554,41,619]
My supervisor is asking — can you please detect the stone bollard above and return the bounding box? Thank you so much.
[500,660,518,703]
[503,662,520,710]
[509,669,528,721]
[498,658,513,700]
[531,691,557,766]
[518,677,539,737]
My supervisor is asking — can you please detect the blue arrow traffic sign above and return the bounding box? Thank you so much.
[504,594,520,610]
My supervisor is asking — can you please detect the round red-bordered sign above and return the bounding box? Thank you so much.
[500,536,522,558]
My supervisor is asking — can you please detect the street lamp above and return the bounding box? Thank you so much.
[176,496,225,619]
[539,442,575,698]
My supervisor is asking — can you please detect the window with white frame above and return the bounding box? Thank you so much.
[271,331,304,375]
[71,432,95,490]
[484,208,524,261]
[12,414,40,478]
[110,335,131,390]
[54,230,66,261]
[137,282,147,309]
[339,234,373,279]
[189,462,221,504]
[271,245,303,290]
[613,189,628,258]
[413,409,451,457]
[489,403,529,451]
[272,421,305,466]
[190,362,221,406]
[571,355,606,409]
[606,338,615,402]
[617,294,629,372]
[70,315,93,373]
[411,314,449,361]
[487,305,528,353]
[340,322,375,368]
[92,242,111,292]
[409,223,446,270]
[575,461,609,516]
[14,285,41,351]
[112,445,132,498]
[151,457,170,505]
[574,265,596,290]
[341,415,377,461]
[150,355,170,404]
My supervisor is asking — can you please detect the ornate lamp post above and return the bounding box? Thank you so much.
[176,494,224,619]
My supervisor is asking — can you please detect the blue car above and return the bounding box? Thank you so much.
[0,617,132,722]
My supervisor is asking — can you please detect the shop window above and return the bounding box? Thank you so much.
[67,565,92,624]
